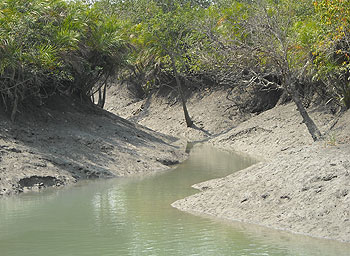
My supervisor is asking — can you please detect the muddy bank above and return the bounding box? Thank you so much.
[177,105,350,243]
[106,85,350,243]
[173,142,350,243]
[105,84,248,141]
[0,96,186,196]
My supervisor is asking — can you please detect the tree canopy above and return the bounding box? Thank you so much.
[1,0,349,123]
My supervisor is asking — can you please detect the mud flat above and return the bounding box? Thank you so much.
[105,85,350,243]
[173,104,350,243]
[0,96,186,196]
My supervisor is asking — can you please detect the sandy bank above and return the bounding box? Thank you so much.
[106,85,350,243]
[172,104,350,243]
[173,143,350,242]
[105,84,247,141]
[0,96,186,196]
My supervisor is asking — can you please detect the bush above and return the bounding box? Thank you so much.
[313,0,350,109]
[0,0,128,120]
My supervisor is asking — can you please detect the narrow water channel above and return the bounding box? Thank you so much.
[0,145,349,256]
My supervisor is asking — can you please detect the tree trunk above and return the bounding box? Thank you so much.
[97,76,108,109]
[179,84,193,128]
[10,92,18,122]
[91,90,95,104]
[288,79,321,141]
[101,81,107,109]
[169,53,193,128]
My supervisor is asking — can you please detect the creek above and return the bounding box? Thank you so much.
[0,145,349,255]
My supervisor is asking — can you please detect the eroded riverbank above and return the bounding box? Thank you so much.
[0,96,186,196]
[106,86,350,243]
[172,105,350,243]
[173,144,350,243]
[1,145,350,255]
[1,83,349,244]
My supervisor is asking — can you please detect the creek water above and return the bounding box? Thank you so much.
[0,145,349,256]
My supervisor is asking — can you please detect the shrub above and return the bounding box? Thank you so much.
[0,0,128,120]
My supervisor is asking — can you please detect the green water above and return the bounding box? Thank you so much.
[0,145,349,256]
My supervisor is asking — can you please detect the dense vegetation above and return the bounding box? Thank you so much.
[0,0,129,120]
[1,0,349,126]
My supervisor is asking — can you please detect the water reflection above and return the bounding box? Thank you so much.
[0,144,349,256]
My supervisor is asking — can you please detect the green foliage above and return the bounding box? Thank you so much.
[325,132,338,147]
[117,1,205,91]
[1,0,349,118]
[313,0,350,108]
[0,0,128,119]
[196,1,251,70]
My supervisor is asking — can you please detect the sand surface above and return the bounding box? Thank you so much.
[0,95,186,196]
[106,84,350,243]
[1,82,349,243]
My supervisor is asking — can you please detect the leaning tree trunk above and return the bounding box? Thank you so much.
[169,53,193,128]
[287,78,321,141]
[96,75,109,109]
